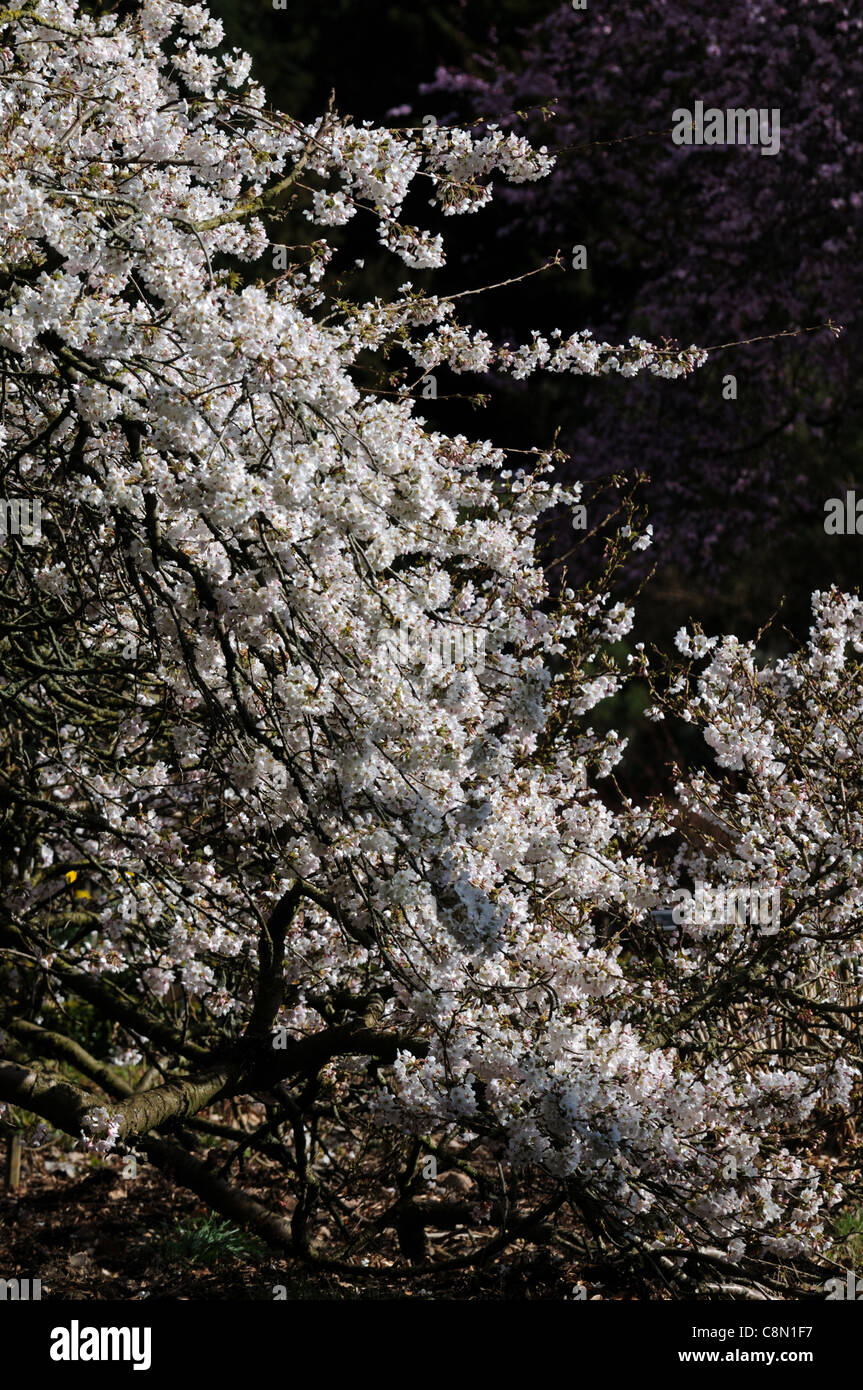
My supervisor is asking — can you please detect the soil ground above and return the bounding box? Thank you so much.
[0,1140,615,1300]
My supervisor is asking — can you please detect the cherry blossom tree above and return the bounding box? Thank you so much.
[0,0,857,1291]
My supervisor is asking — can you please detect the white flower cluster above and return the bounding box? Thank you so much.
[420,123,554,214]
[497,331,707,381]
[81,1106,122,1155]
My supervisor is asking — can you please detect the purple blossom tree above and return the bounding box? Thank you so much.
[426,0,862,593]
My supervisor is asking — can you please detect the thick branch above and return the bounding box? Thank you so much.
[245,882,302,1039]
[137,1133,296,1252]
[5,1019,135,1100]
[0,1023,427,1143]
[0,1060,99,1133]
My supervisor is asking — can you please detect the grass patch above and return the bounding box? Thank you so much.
[156,1214,267,1267]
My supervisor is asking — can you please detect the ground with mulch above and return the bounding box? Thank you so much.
[0,1141,618,1300]
[3,1125,860,1300]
